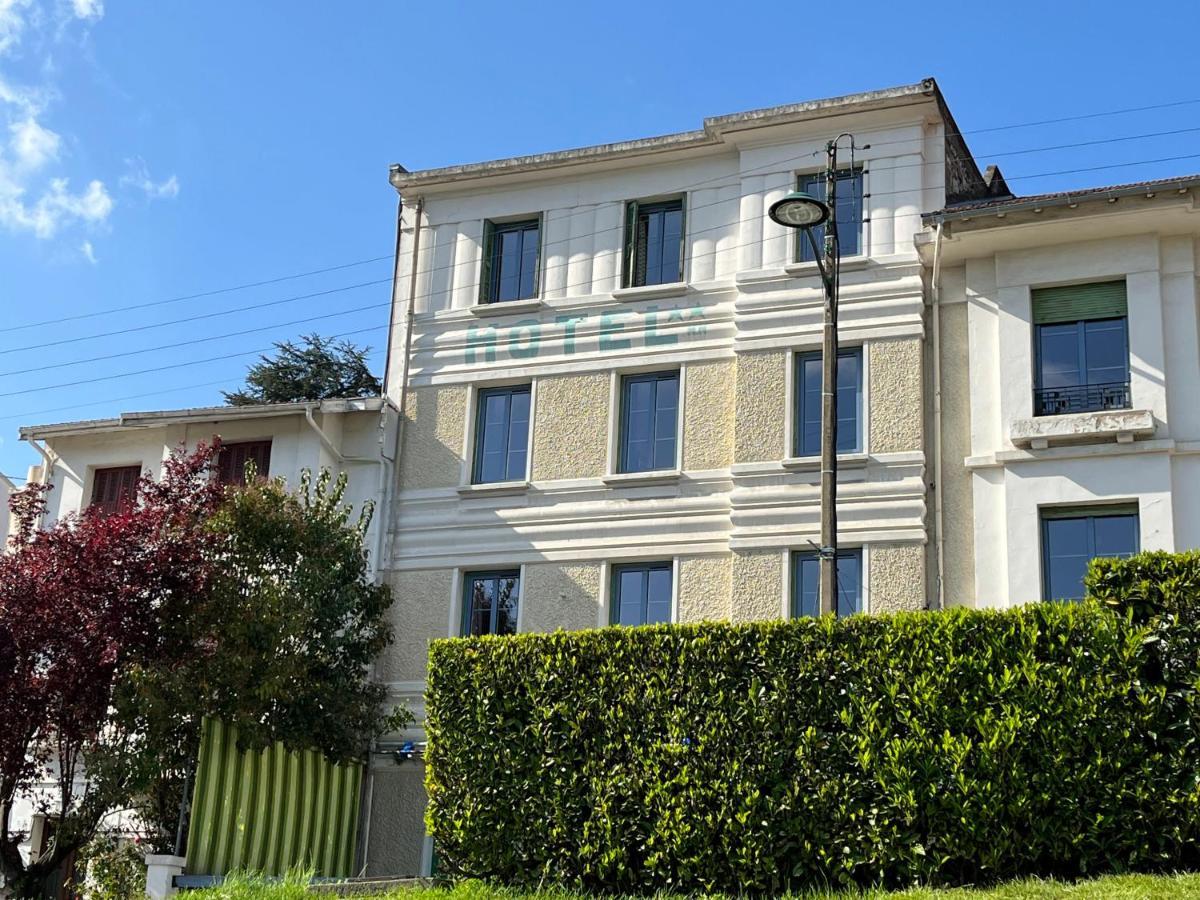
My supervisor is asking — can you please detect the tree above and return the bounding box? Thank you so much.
[0,447,222,898]
[222,333,382,406]
[127,467,404,849]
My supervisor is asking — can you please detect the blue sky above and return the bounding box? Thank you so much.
[2,0,1200,481]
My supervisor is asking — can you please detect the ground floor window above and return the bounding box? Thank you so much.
[462,570,520,636]
[792,549,862,618]
[610,561,673,626]
[1041,504,1139,601]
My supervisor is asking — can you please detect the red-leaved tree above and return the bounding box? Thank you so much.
[0,445,222,898]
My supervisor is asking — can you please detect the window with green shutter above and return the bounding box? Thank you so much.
[622,196,685,288]
[480,217,541,304]
[1032,280,1130,417]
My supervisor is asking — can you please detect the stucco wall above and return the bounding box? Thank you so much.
[365,764,427,876]
[733,351,786,463]
[869,338,924,453]
[376,568,453,683]
[522,562,603,632]
[683,360,736,471]
[868,544,926,614]
[731,550,782,622]
[677,554,733,622]
[398,386,466,491]
[531,373,610,481]
[937,293,976,606]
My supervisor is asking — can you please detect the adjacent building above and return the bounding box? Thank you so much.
[11,77,1200,879]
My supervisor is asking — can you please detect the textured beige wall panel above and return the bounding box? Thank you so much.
[734,351,787,464]
[678,554,733,622]
[868,338,924,454]
[398,385,467,490]
[376,568,453,683]
[531,373,610,481]
[365,765,427,876]
[937,301,977,606]
[731,550,783,622]
[869,544,927,614]
[522,562,603,632]
[683,361,736,471]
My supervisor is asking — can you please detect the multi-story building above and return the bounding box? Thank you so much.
[13,78,1200,880]
[925,173,1200,607]
[365,78,1008,873]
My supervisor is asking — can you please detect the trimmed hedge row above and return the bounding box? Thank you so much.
[425,552,1200,893]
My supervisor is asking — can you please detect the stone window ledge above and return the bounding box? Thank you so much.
[1010,408,1155,449]
[456,480,530,497]
[781,452,869,471]
[468,298,544,317]
[611,282,688,302]
[601,470,681,487]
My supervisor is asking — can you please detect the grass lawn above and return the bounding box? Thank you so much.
[190,872,1200,899]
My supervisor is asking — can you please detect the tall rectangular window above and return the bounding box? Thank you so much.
[89,465,141,515]
[462,570,520,636]
[217,440,272,486]
[611,562,673,626]
[1041,505,1139,601]
[794,348,862,457]
[472,385,531,484]
[796,169,864,262]
[1033,281,1130,416]
[623,197,685,287]
[619,371,679,473]
[793,549,862,618]
[481,218,541,304]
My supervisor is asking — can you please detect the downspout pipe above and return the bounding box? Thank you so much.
[360,193,424,877]
[931,221,946,609]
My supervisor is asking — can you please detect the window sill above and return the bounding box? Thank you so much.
[456,480,530,497]
[1010,408,1154,449]
[784,255,869,278]
[601,470,681,487]
[611,282,688,302]
[468,298,543,317]
[782,452,869,471]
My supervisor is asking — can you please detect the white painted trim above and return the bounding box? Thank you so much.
[611,282,688,301]
[516,562,527,633]
[469,298,544,317]
[447,567,463,637]
[670,555,681,623]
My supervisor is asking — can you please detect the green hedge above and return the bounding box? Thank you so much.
[425,553,1200,893]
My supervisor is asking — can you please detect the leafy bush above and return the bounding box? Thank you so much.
[426,554,1200,894]
[78,834,146,900]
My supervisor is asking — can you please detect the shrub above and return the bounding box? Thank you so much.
[426,556,1200,894]
[77,834,146,900]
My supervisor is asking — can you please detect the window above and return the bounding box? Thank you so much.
[795,169,864,262]
[217,440,272,486]
[472,385,531,484]
[611,562,673,626]
[794,348,863,457]
[623,197,685,287]
[792,549,862,618]
[1033,281,1130,416]
[618,371,679,473]
[1041,505,1139,602]
[89,465,140,515]
[481,218,541,303]
[462,570,520,636]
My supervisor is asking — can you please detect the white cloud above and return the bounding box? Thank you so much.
[69,0,101,20]
[79,236,94,262]
[0,0,115,241]
[120,156,179,200]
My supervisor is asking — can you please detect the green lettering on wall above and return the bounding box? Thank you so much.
[644,306,679,347]
[555,314,588,355]
[508,319,542,359]
[599,311,631,351]
[466,325,498,364]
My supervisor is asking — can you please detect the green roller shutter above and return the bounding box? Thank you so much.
[1032,280,1127,325]
[186,718,362,878]
[478,220,496,304]
[621,200,638,288]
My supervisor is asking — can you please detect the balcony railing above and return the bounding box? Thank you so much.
[1033,381,1131,417]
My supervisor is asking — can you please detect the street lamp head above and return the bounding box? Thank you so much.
[768,191,830,229]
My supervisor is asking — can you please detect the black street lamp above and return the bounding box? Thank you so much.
[768,138,847,615]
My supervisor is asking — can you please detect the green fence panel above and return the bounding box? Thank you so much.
[187,718,362,877]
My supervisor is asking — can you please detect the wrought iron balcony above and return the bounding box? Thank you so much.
[1033,381,1131,417]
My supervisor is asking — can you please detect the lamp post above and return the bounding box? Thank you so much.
[768,138,844,615]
